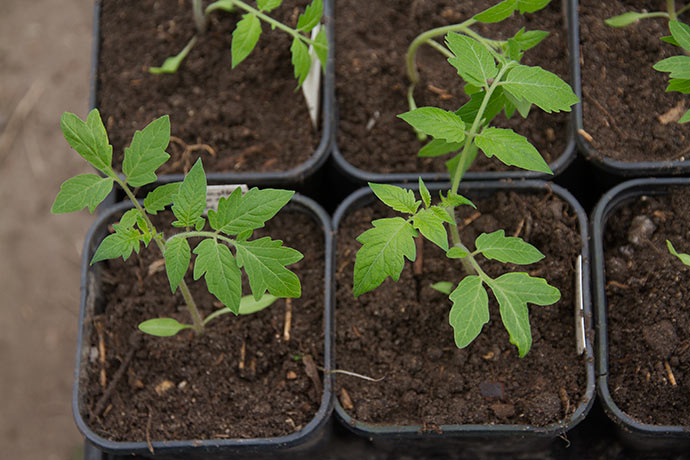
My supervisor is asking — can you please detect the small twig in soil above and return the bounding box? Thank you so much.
[94,332,141,417]
[414,234,424,276]
[317,367,385,382]
[559,387,570,415]
[164,135,216,173]
[606,280,630,290]
[339,388,354,410]
[146,406,155,454]
[283,298,293,342]
[302,354,322,401]
[513,218,525,238]
[582,89,625,140]
[239,340,246,371]
[462,211,481,227]
[577,128,594,144]
[95,320,107,389]
[664,360,677,386]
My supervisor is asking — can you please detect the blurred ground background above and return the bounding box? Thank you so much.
[0,0,94,458]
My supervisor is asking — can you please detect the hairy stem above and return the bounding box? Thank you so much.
[115,177,205,335]
[192,0,206,33]
[669,0,678,20]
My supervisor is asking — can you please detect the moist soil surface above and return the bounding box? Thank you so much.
[580,0,690,163]
[81,210,326,441]
[603,188,690,425]
[98,0,320,175]
[335,189,586,427]
[334,0,571,175]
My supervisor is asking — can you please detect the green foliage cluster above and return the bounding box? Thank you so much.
[353,0,579,357]
[52,110,302,336]
[606,1,690,123]
[150,0,327,88]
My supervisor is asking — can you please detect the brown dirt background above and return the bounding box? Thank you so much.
[0,0,92,458]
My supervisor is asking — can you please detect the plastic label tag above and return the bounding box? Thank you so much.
[204,184,248,214]
[302,24,322,128]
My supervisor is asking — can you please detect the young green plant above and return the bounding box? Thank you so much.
[352,0,579,357]
[52,109,303,337]
[606,2,690,123]
[150,0,328,88]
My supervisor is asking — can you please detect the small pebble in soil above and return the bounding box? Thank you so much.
[643,320,678,359]
[627,215,656,246]
[479,381,505,399]
[491,403,516,419]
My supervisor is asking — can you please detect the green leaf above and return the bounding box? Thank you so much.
[667,78,690,93]
[418,177,431,208]
[239,293,279,314]
[232,13,262,68]
[516,0,550,14]
[474,0,516,23]
[455,88,505,125]
[502,65,579,113]
[193,238,242,313]
[314,27,328,72]
[440,191,476,209]
[144,182,181,215]
[60,110,113,174]
[667,240,690,265]
[513,28,549,51]
[138,318,192,337]
[505,38,523,62]
[52,174,113,214]
[290,37,311,88]
[122,116,170,187]
[413,208,449,251]
[369,183,420,214]
[475,230,545,264]
[447,247,468,258]
[446,33,498,87]
[503,90,532,118]
[235,237,303,299]
[605,12,646,27]
[149,36,196,74]
[475,127,551,174]
[653,56,690,79]
[464,83,482,95]
[171,158,206,228]
[353,217,417,297]
[91,222,142,264]
[257,0,282,12]
[679,109,690,123]
[431,206,454,224]
[164,237,191,292]
[486,272,560,357]
[208,187,294,235]
[431,281,454,295]
[297,0,323,32]
[418,139,462,158]
[398,107,466,143]
[449,276,490,348]
[661,35,680,46]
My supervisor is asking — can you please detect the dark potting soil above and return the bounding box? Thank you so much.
[335,0,570,174]
[80,211,325,441]
[580,0,690,163]
[603,189,690,425]
[335,190,586,427]
[97,0,319,175]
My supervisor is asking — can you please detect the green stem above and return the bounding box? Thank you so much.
[203,306,232,325]
[168,230,236,247]
[192,0,206,33]
[668,0,678,20]
[115,176,205,335]
[678,3,690,16]
[450,63,512,194]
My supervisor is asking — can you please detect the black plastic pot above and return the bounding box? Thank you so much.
[74,195,334,459]
[331,180,595,456]
[591,178,690,452]
[90,0,335,190]
[571,0,690,178]
[327,1,579,189]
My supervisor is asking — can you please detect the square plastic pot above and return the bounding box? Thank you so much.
[330,180,595,456]
[591,178,690,452]
[73,194,334,459]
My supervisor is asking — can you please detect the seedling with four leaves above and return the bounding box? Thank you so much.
[606,2,690,123]
[150,0,327,88]
[352,0,579,357]
[52,109,303,337]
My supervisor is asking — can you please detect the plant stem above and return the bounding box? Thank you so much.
[678,3,690,16]
[669,0,678,20]
[168,230,235,246]
[115,177,205,335]
[225,0,319,47]
[192,0,206,34]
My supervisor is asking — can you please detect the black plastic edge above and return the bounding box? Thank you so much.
[571,0,690,177]
[331,180,595,443]
[591,178,690,442]
[89,0,334,188]
[328,1,577,186]
[74,195,334,457]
